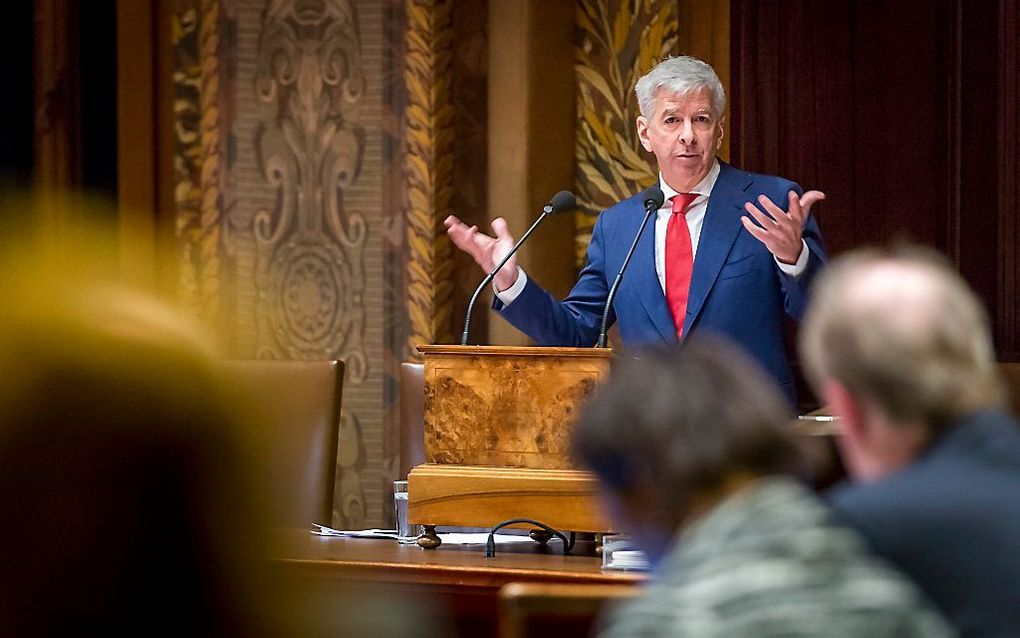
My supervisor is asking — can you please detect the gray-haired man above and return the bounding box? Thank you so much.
[445,56,828,404]
[801,246,1020,636]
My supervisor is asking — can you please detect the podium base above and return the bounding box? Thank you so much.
[407,463,612,536]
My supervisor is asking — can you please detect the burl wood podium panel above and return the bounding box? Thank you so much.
[408,345,612,534]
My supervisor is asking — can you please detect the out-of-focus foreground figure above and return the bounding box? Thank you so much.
[572,338,951,637]
[802,247,1020,636]
[0,203,443,637]
[0,213,274,636]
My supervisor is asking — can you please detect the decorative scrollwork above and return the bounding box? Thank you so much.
[253,0,368,528]
[335,410,366,527]
[253,0,368,385]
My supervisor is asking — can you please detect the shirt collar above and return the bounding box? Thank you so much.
[657,159,721,208]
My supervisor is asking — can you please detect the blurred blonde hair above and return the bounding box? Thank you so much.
[800,246,1004,430]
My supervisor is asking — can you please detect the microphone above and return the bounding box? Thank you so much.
[595,186,664,348]
[460,190,577,345]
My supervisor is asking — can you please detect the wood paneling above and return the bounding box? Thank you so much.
[487,0,576,345]
[117,0,176,289]
[33,0,81,196]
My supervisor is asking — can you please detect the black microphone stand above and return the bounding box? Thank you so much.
[461,209,555,346]
[596,190,664,348]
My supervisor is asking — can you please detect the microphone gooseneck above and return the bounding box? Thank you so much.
[460,191,577,346]
[595,186,664,348]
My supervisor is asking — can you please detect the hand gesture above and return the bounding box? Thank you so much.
[741,190,825,265]
[444,215,520,291]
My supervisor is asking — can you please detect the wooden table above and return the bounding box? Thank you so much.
[268,529,643,636]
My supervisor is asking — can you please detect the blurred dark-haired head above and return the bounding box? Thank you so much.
[572,336,803,561]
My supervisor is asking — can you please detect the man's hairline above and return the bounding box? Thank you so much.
[640,83,725,120]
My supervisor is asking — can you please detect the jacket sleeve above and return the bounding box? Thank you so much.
[774,183,827,320]
[493,212,612,347]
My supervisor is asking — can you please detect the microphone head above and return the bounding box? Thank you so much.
[544,190,577,214]
[640,186,665,210]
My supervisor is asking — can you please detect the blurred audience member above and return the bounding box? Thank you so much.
[0,240,274,636]
[572,338,951,637]
[0,208,443,637]
[801,246,1020,636]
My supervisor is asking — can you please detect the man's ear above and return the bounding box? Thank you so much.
[715,116,725,150]
[823,379,863,440]
[636,115,652,152]
[822,379,875,480]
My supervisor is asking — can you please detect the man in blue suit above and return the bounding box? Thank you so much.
[800,247,1020,635]
[445,57,826,401]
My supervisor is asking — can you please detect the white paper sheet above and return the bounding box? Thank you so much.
[309,523,543,546]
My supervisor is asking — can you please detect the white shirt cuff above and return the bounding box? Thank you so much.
[775,240,810,278]
[494,266,528,305]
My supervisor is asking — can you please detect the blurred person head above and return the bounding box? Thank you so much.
[572,337,802,563]
[800,246,1005,481]
[0,201,447,638]
[0,221,271,636]
[635,56,725,191]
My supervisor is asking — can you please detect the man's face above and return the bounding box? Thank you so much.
[636,87,723,192]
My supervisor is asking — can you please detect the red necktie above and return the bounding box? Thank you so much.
[665,192,698,337]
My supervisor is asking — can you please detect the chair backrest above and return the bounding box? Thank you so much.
[399,361,426,479]
[497,582,638,638]
[222,360,344,527]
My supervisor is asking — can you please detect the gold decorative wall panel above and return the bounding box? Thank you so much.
[574,0,678,266]
[198,0,223,326]
[404,0,456,355]
[173,0,206,317]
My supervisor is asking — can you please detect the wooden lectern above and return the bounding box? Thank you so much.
[408,345,613,547]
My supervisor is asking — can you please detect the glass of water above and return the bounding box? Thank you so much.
[393,480,420,542]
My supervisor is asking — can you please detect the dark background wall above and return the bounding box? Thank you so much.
[0,4,35,191]
[730,0,1020,365]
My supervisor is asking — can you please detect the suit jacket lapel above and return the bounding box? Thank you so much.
[682,163,750,336]
[625,202,678,345]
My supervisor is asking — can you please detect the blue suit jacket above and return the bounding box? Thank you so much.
[495,161,827,400]
[830,410,1020,636]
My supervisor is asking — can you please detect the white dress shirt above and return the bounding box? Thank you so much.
[497,159,809,305]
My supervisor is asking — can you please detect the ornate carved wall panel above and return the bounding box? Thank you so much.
[573,0,678,266]
[249,1,368,371]
[175,0,398,526]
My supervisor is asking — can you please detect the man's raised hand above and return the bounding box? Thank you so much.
[740,190,825,265]
[444,215,520,292]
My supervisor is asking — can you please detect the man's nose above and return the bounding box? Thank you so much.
[677,119,694,145]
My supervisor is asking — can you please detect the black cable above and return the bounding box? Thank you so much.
[484,518,575,557]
